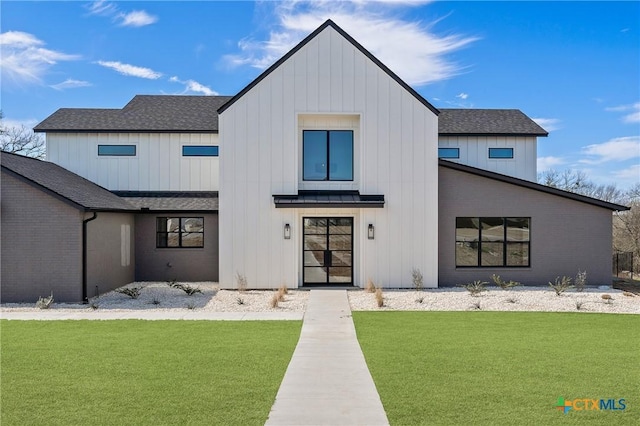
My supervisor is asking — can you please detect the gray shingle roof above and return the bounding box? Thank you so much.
[273,191,384,208]
[439,109,548,136]
[112,191,218,211]
[1,151,134,211]
[34,95,232,133]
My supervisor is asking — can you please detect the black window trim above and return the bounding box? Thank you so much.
[438,147,460,159]
[182,145,219,157]
[302,130,354,182]
[98,144,137,156]
[488,147,514,159]
[156,217,205,249]
[455,217,531,268]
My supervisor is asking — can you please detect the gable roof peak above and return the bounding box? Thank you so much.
[218,18,439,115]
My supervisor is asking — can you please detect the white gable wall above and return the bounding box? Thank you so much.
[46,132,219,191]
[438,136,537,181]
[219,26,439,289]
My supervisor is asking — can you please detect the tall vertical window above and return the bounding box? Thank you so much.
[303,130,353,181]
[156,217,204,248]
[455,217,530,267]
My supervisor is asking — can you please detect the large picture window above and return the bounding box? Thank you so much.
[303,130,353,181]
[156,217,204,248]
[455,217,530,267]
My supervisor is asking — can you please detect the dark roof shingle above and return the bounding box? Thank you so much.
[439,109,548,136]
[34,95,232,133]
[112,191,218,211]
[1,151,134,211]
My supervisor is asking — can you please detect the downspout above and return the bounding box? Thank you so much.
[82,212,98,303]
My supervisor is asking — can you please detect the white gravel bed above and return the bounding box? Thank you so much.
[348,287,640,314]
[0,282,309,313]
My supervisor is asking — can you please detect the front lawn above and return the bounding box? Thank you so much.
[1,320,301,426]
[353,312,639,425]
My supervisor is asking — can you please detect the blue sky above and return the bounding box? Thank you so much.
[1,1,639,188]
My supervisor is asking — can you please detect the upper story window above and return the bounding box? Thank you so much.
[98,145,136,156]
[438,148,460,159]
[488,148,514,159]
[303,130,353,181]
[156,217,204,248]
[182,146,219,157]
[455,217,530,267]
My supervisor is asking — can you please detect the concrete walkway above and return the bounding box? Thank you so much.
[266,290,389,426]
[0,310,303,321]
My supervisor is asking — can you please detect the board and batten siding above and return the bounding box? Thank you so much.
[219,25,439,289]
[46,133,219,191]
[438,136,537,181]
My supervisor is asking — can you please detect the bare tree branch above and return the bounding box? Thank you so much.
[0,111,45,159]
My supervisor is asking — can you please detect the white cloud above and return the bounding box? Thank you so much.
[169,76,218,95]
[224,1,478,86]
[119,10,158,27]
[50,79,92,90]
[0,31,80,86]
[581,136,640,164]
[605,102,640,123]
[537,156,565,172]
[456,93,468,100]
[532,118,561,132]
[1,117,39,130]
[613,164,640,182]
[86,1,157,27]
[96,60,162,79]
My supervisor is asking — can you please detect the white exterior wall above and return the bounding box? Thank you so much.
[438,136,537,181]
[46,132,219,191]
[219,26,439,289]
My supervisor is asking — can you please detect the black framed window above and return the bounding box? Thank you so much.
[182,146,219,157]
[455,217,530,267]
[488,147,514,159]
[303,130,353,181]
[98,145,136,156]
[438,147,460,159]
[156,217,204,248]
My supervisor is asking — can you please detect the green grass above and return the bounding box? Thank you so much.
[354,312,639,425]
[1,320,301,426]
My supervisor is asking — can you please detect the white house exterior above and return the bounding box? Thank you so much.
[12,19,625,302]
[218,21,439,289]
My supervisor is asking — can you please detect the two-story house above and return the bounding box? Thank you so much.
[1,20,626,302]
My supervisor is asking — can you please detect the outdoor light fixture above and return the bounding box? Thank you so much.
[284,223,291,239]
[368,224,375,240]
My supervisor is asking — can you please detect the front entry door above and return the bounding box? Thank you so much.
[303,217,353,285]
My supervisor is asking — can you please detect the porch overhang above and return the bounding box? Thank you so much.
[273,191,385,208]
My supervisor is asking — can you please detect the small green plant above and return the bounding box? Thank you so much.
[462,280,488,297]
[36,293,54,309]
[505,297,518,304]
[150,297,161,306]
[470,301,481,310]
[415,296,424,304]
[375,288,384,307]
[236,297,245,305]
[575,270,587,292]
[167,278,178,288]
[601,294,613,304]
[411,268,424,291]
[575,301,585,310]
[548,276,573,296]
[186,302,196,310]
[89,301,99,310]
[365,278,376,293]
[177,284,202,296]
[491,274,519,290]
[236,272,248,293]
[115,286,142,299]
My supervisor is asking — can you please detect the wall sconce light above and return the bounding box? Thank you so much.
[284,223,291,239]
[368,224,375,240]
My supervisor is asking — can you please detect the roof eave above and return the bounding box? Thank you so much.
[439,132,549,137]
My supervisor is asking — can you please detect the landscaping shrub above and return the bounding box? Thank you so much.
[548,276,572,295]
[365,278,377,293]
[461,280,487,296]
[35,293,54,309]
[490,274,519,290]
[375,288,384,307]
[236,272,248,293]
[411,268,423,291]
[115,287,142,299]
[575,270,587,292]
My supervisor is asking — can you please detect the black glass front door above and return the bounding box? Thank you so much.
[303,217,353,285]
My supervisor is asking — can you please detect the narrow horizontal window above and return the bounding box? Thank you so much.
[182,146,219,157]
[438,148,460,159]
[98,145,136,156]
[488,147,514,159]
